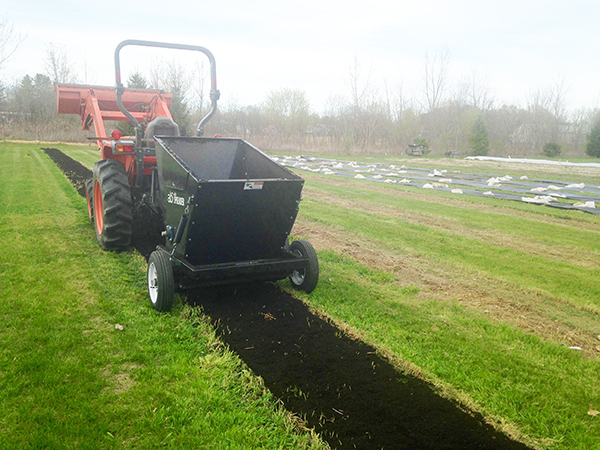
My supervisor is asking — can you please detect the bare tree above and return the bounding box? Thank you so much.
[346,57,372,112]
[148,58,164,90]
[344,57,385,149]
[525,87,559,153]
[422,46,451,112]
[452,78,471,109]
[549,75,569,121]
[263,87,311,142]
[322,93,348,148]
[44,43,77,84]
[527,87,552,112]
[148,58,192,129]
[80,53,97,85]
[0,16,25,71]
[468,69,494,111]
[190,59,207,115]
[565,107,592,155]
[391,82,412,120]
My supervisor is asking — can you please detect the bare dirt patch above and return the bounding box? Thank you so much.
[293,218,600,358]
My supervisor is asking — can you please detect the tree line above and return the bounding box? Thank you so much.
[2,29,600,157]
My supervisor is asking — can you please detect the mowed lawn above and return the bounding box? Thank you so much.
[35,142,600,449]
[0,142,324,449]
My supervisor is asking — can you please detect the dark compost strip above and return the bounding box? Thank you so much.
[189,284,531,450]
[44,147,89,197]
[46,147,533,450]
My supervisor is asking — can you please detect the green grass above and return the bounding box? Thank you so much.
[283,165,600,449]
[301,197,600,312]
[302,169,600,220]
[286,251,600,450]
[18,139,600,449]
[304,177,600,251]
[0,142,324,449]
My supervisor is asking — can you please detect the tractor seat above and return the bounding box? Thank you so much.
[144,116,180,148]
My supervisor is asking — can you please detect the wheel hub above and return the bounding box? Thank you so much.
[290,249,306,285]
[93,180,103,235]
[148,262,158,304]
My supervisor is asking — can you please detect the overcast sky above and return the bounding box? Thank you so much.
[3,0,600,113]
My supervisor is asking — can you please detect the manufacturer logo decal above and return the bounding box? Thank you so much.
[244,182,264,190]
[167,191,186,206]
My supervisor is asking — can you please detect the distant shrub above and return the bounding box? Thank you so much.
[543,142,561,158]
[469,116,489,156]
[413,136,429,150]
[586,119,600,158]
[410,137,430,155]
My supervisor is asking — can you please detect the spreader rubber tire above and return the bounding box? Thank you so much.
[289,240,319,293]
[92,159,133,251]
[147,250,175,312]
[85,178,94,223]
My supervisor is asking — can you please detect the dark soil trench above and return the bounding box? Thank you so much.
[45,147,532,450]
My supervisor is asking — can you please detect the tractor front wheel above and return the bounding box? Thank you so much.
[289,240,319,293]
[92,159,132,251]
[147,250,175,312]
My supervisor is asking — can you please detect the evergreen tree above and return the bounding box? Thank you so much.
[543,142,561,158]
[586,119,600,157]
[469,116,489,156]
[413,136,429,152]
[147,62,191,133]
[127,71,148,89]
[117,72,149,136]
[167,86,190,132]
[12,74,54,120]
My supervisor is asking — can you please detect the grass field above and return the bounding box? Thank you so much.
[4,141,600,449]
[0,142,324,449]
[287,165,600,449]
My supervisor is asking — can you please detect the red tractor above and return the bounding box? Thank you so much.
[57,40,318,311]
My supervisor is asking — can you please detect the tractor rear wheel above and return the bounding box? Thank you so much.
[289,240,319,293]
[92,159,133,251]
[147,250,175,312]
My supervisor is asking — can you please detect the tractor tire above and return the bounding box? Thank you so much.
[289,240,319,293]
[92,159,133,251]
[85,178,94,223]
[147,250,175,312]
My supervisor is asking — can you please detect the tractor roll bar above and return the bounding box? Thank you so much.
[114,39,220,136]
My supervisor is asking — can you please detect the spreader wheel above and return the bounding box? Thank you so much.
[289,240,319,293]
[148,250,175,312]
[92,159,132,251]
[85,178,94,223]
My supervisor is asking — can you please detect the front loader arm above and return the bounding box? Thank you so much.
[56,83,173,150]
